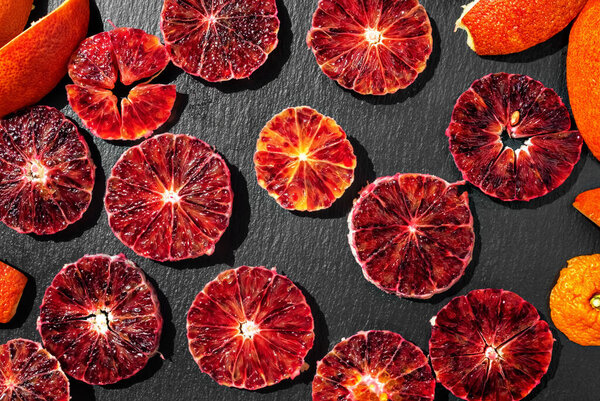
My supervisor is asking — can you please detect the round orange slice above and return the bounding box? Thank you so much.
[254,107,356,211]
[0,261,27,323]
[574,188,600,227]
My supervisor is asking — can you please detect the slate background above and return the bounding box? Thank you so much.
[1,0,599,400]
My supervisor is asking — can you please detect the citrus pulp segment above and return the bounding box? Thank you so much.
[66,27,176,140]
[254,106,356,211]
[37,254,162,385]
[0,106,95,235]
[306,0,433,95]
[348,173,474,299]
[160,0,279,82]
[312,330,435,401]
[447,73,582,201]
[430,289,554,401]
[0,339,69,401]
[105,133,233,261]
[187,266,314,390]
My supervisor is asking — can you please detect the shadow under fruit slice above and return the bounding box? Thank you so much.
[187,266,314,390]
[348,173,474,299]
[105,133,233,261]
[306,0,432,95]
[0,339,69,401]
[254,106,356,211]
[0,106,95,235]
[66,27,176,140]
[447,73,583,201]
[430,289,554,401]
[37,254,162,385]
[312,330,435,401]
[160,0,279,82]
[0,260,27,323]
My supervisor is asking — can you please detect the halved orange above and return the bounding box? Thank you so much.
[0,0,33,47]
[0,261,27,323]
[574,188,600,227]
[0,0,89,117]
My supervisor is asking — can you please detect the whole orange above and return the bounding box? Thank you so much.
[0,0,33,47]
[0,261,27,324]
[0,0,89,118]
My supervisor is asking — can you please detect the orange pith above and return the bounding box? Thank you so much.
[568,0,600,160]
[550,254,600,346]
[0,0,89,118]
[456,0,587,55]
[0,261,27,324]
[573,188,600,227]
[0,0,33,47]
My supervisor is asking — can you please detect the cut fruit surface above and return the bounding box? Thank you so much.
[306,0,432,95]
[0,106,95,235]
[67,27,176,140]
[254,106,356,211]
[0,261,27,323]
[430,289,554,401]
[187,266,314,390]
[447,73,582,201]
[312,330,435,401]
[348,173,474,299]
[0,339,69,401]
[37,254,162,385]
[574,188,600,227]
[105,133,233,261]
[160,0,279,82]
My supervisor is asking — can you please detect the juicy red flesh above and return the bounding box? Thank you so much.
[312,330,435,401]
[105,133,233,261]
[37,254,162,385]
[161,0,279,82]
[0,106,95,235]
[348,173,474,299]
[187,266,314,390]
[307,0,432,95]
[447,73,583,201]
[430,289,554,401]
[67,27,176,140]
[0,339,69,401]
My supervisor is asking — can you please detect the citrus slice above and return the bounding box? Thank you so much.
[574,188,600,227]
[37,254,162,385]
[348,173,474,299]
[0,106,95,235]
[160,0,279,82]
[550,254,600,346]
[187,266,314,390]
[567,0,600,161]
[66,27,176,140]
[312,330,435,401]
[0,339,69,401]
[254,106,356,211]
[306,0,432,95]
[0,0,89,117]
[0,261,27,323]
[456,0,587,55]
[447,73,583,201]
[430,289,554,401]
[0,0,33,47]
[105,133,233,261]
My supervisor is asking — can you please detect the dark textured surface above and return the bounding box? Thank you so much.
[1,0,599,400]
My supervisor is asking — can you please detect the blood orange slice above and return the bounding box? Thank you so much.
[160,0,279,82]
[37,254,162,385]
[306,0,432,95]
[430,289,554,401]
[0,106,95,235]
[105,133,233,261]
[348,173,474,299]
[66,27,176,140]
[312,330,435,401]
[254,106,356,211]
[187,266,314,390]
[447,73,583,201]
[0,339,69,401]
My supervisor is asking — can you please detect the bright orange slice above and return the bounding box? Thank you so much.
[574,188,600,227]
[0,261,27,323]
[0,0,33,47]
[254,107,356,211]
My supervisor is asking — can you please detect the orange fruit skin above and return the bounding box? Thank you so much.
[550,254,600,346]
[573,188,600,227]
[0,261,27,324]
[567,0,600,161]
[0,0,33,47]
[0,0,89,118]
[457,0,587,55]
